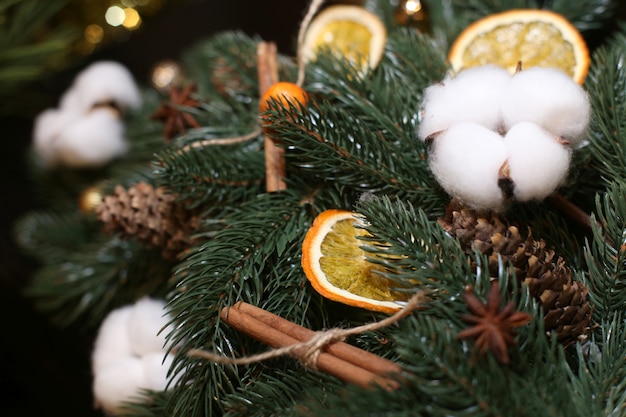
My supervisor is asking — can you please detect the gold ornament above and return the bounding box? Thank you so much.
[78,185,105,214]
[395,0,430,33]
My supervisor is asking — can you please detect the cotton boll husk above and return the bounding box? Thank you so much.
[428,122,508,211]
[141,352,177,391]
[502,67,590,145]
[418,65,510,140]
[93,356,145,415]
[504,122,572,202]
[128,297,171,356]
[92,305,134,374]
[32,108,81,167]
[72,61,142,112]
[54,107,127,168]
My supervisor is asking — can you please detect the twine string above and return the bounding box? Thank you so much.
[188,292,426,370]
[296,0,326,87]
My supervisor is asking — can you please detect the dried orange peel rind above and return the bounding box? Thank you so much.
[301,209,405,314]
[448,9,590,84]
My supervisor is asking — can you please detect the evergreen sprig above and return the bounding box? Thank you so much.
[0,0,80,114]
[165,192,324,416]
[583,181,626,321]
[586,36,626,185]
[568,314,626,417]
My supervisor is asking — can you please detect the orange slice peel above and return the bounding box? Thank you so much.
[301,5,387,75]
[301,209,406,314]
[448,9,590,84]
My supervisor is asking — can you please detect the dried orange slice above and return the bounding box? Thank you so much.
[301,209,407,313]
[448,9,589,84]
[301,5,387,74]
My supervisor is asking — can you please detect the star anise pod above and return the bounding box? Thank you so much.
[152,82,201,141]
[456,282,532,364]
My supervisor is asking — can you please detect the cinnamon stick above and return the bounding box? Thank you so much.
[257,41,287,192]
[221,303,400,390]
[237,301,403,378]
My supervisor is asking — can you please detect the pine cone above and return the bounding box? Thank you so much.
[96,182,201,260]
[438,201,593,346]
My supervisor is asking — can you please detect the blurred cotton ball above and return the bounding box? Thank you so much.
[92,298,179,415]
[418,65,510,140]
[54,107,127,168]
[504,122,572,202]
[428,122,508,211]
[93,356,145,415]
[92,305,134,374]
[32,108,82,167]
[128,297,171,356]
[141,353,176,391]
[501,67,590,145]
[58,88,83,112]
[72,60,142,112]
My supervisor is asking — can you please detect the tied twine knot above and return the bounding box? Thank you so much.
[298,328,346,370]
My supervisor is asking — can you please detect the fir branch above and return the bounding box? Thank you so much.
[25,236,173,328]
[165,192,323,417]
[568,314,626,417]
[270,99,445,209]
[0,0,80,114]
[182,31,297,105]
[548,0,618,32]
[585,36,626,185]
[583,181,626,321]
[383,28,449,89]
[13,207,102,263]
[221,370,340,417]
[355,195,472,294]
[154,139,265,210]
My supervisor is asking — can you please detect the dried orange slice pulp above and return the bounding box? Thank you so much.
[301,209,407,313]
[301,5,387,74]
[448,9,589,84]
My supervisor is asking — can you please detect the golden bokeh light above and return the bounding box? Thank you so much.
[122,7,141,29]
[84,24,104,44]
[151,60,183,90]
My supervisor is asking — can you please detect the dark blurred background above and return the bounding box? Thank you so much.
[0,1,307,415]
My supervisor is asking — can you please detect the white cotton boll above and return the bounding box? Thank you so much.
[128,297,171,356]
[141,352,177,391]
[58,88,83,113]
[93,356,146,415]
[32,108,81,167]
[54,107,127,168]
[504,122,572,202]
[501,67,590,145]
[418,65,511,140]
[428,122,508,211]
[92,305,134,374]
[72,61,142,112]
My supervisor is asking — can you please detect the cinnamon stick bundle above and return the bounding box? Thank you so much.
[221,302,403,390]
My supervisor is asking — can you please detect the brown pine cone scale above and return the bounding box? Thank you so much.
[96,182,200,260]
[439,203,593,346]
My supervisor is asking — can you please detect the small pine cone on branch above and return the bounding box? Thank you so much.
[438,201,593,347]
[96,182,201,260]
